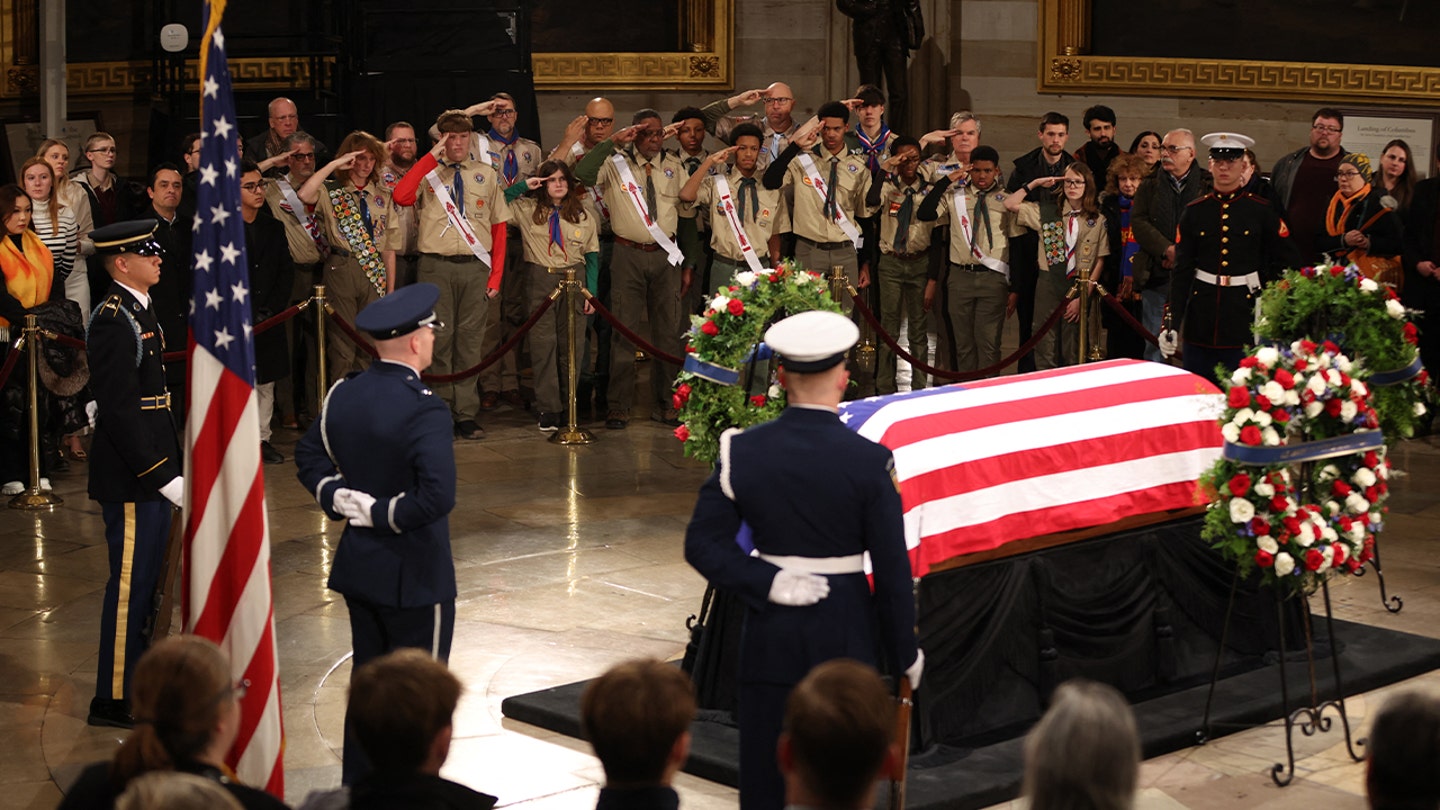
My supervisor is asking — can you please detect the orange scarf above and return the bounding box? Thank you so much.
[0,230,53,329]
[1325,183,1371,240]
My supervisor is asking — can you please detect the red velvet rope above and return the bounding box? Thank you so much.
[0,339,21,389]
[585,293,685,366]
[849,289,1068,382]
[1097,292,1160,347]
[158,303,307,363]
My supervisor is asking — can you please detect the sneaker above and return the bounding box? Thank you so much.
[605,410,629,430]
[538,412,562,432]
[1,481,22,495]
[456,419,486,440]
[38,478,52,492]
[260,441,285,465]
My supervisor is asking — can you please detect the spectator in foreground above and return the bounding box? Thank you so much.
[116,772,244,810]
[300,648,497,810]
[1021,679,1139,810]
[1366,690,1440,810]
[580,658,696,810]
[777,659,898,810]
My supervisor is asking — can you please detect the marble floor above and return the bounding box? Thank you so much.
[3,371,1440,810]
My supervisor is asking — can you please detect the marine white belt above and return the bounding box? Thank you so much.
[758,553,865,575]
[1195,269,1260,290]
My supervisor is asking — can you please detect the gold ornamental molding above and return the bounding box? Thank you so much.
[1038,0,1440,106]
[532,0,733,89]
[1,56,330,99]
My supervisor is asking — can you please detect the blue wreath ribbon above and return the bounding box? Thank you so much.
[1223,431,1384,465]
[682,342,775,386]
[1367,355,1424,387]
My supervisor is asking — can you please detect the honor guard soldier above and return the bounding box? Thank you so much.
[684,311,922,810]
[85,219,185,728]
[1161,132,1299,382]
[294,282,458,784]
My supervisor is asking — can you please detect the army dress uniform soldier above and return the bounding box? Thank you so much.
[85,220,185,729]
[294,282,458,784]
[1160,133,1300,383]
[684,311,922,810]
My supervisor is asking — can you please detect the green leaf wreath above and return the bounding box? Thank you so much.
[672,260,841,463]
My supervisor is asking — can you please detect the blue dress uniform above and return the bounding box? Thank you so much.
[293,283,457,784]
[85,221,182,728]
[684,313,919,810]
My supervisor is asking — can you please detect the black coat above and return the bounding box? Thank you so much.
[1313,186,1404,261]
[1400,178,1440,368]
[57,760,289,810]
[148,207,193,353]
[244,207,295,384]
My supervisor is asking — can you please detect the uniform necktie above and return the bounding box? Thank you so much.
[824,156,839,220]
[488,128,520,184]
[895,187,915,252]
[684,156,701,176]
[737,177,759,223]
[972,188,993,249]
[357,189,373,238]
[449,163,465,217]
[645,162,657,222]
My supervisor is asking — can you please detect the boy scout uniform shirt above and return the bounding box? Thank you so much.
[380,164,419,256]
[265,176,324,265]
[383,158,509,257]
[779,146,873,244]
[922,152,968,183]
[315,179,391,255]
[1013,202,1110,275]
[562,144,614,236]
[508,197,600,268]
[592,148,688,245]
[932,183,1012,266]
[471,134,543,184]
[875,176,935,255]
[674,148,714,230]
[688,166,789,262]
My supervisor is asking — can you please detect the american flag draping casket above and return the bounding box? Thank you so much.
[838,359,1225,577]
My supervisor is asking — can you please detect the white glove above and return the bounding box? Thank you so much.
[333,487,376,527]
[158,476,184,508]
[767,569,831,606]
[905,648,925,691]
[1158,329,1179,358]
[85,400,98,429]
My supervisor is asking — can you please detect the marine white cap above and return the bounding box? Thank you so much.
[764,310,859,373]
[1200,132,1255,158]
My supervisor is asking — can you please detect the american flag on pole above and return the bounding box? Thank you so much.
[182,0,285,795]
[839,360,1225,576]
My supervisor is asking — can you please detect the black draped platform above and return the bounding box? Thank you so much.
[501,515,1440,809]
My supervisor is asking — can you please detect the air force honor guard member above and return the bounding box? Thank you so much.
[1160,132,1299,382]
[294,282,457,784]
[85,220,185,728]
[684,310,923,810]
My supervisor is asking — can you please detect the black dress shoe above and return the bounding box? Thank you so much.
[456,419,486,440]
[88,697,134,729]
[260,441,285,465]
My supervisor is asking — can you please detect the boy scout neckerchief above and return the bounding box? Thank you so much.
[796,149,863,249]
[609,152,684,265]
[276,177,329,259]
[712,169,765,273]
[326,180,387,296]
[950,181,1009,278]
[546,206,567,260]
[488,128,520,184]
[422,163,494,266]
[853,123,891,172]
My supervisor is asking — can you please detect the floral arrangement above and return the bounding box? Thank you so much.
[1202,340,1388,593]
[1255,261,1429,441]
[673,259,841,462]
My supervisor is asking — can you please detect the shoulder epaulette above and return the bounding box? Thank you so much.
[87,295,144,366]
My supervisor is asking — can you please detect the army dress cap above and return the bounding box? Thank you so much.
[90,219,164,256]
[1200,132,1255,159]
[764,310,859,373]
[355,282,442,339]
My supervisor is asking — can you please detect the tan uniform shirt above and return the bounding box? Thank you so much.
[1014,202,1110,276]
[383,157,509,257]
[314,179,391,257]
[508,196,600,269]
[779,146,872,244]
[471,133,544,184]
[688,166,788,262]
[265,175,324,265]
[592,148,686,245]
[380,163,419,255]
[874,176,936,255]
[564,142,613,235]
[673,148,712,230]
[933,182,1012,267]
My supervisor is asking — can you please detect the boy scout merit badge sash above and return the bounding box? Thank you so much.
[951,185,1009,278]
[610,153,685,266]
[570,142,610,221]
[712,172,765,273]
[422,167,494,266]
[277,178,328,257]
[326,183,387,296]
[796,153,863,249]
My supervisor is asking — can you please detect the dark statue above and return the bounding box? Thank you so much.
[837,0,924,132]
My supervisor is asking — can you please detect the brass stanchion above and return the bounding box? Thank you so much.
[551,266,595,446]
[313,284,328,399]
[10,314,62,510]
[828,264,846,304]
[1077,271,1091,364]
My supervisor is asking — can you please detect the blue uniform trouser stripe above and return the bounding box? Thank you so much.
[95,500,171,702]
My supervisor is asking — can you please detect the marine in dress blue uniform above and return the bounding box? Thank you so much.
[293,282,457,784]
[683,311,922,810]
[85,220,185,728]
